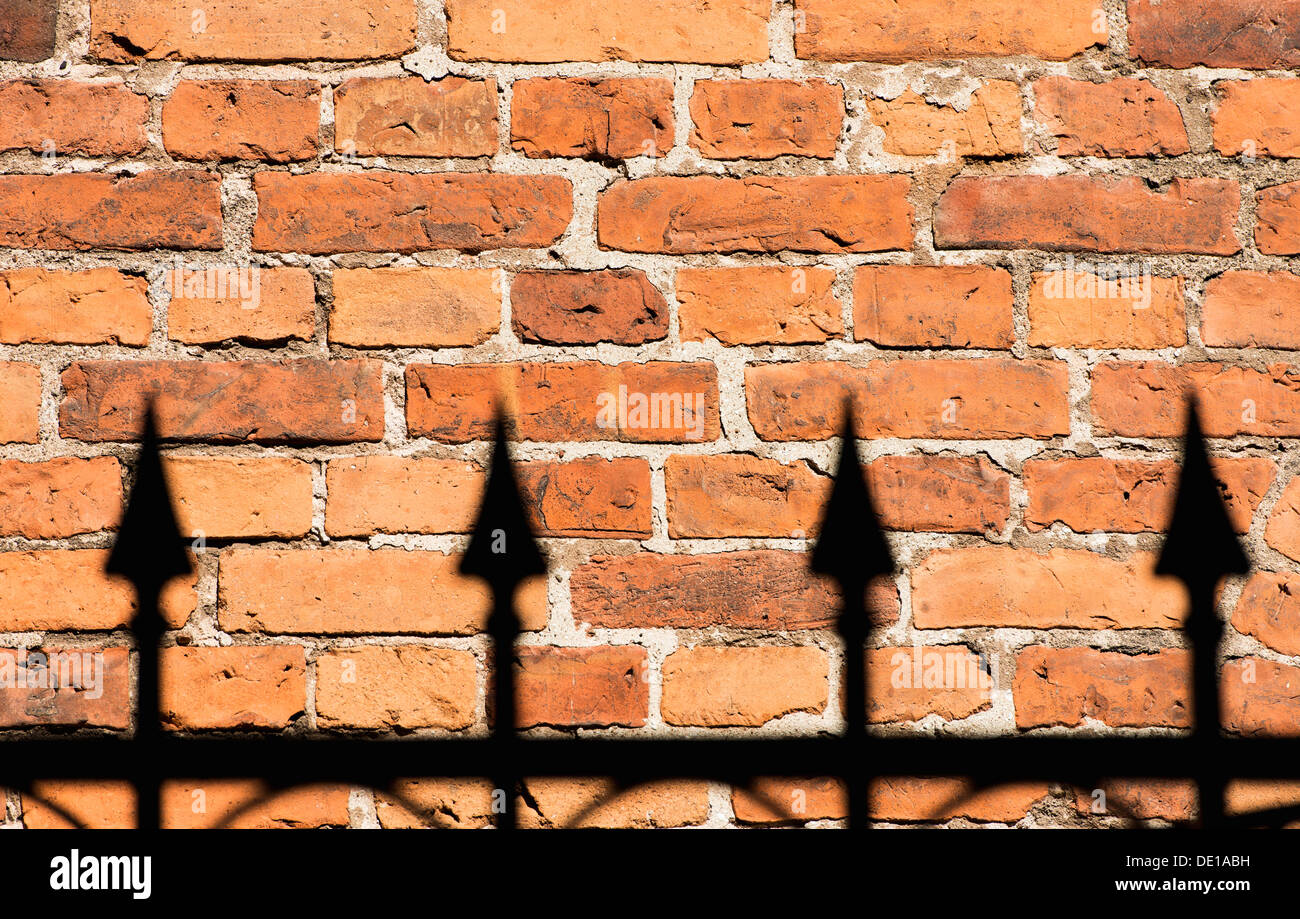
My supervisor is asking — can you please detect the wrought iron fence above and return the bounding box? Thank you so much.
[5,397,1297,830]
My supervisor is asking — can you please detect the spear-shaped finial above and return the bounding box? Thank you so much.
[460,411,546,831]
[811,403,895,830]
[1155,399,1249,828]
[106,404,192,831]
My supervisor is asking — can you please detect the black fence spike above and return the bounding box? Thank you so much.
[1156,398,1251,829]
[811,402,895,830]
[459,410,546,830]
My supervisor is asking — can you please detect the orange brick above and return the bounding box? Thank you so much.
[519,778,710,828]
[853,265,1013,348]
[1233,571,1300,657]
[331,267,498,347]
[665,454,828,539]
[162,781,351,828]
[1033,77,1189,156]
[512,269,668,345]
[1028,271,1185,348]
[690,79,843,159]
[316,646,477,730]
[167,266,316,344]
[334,76,496,157]
[1266,476,1300,563]
[733,777,847,823]
[1222,658,1300,737]
[160,646,306,730]
[511,78,672,159]
[376,779,494,828]
[515,646,648,728]
[23,780,135,829]
[166,456,313,539]
[661,646,827,727]
[1129,0,1300,69]
[867,646,992,723]
[677,267,843,345]
[1256,181,1300,254]
[0,79,147,155]
[0,647,129,729]
[163,80,321,162]
[1203,271,1300,348]
[870,777,1049,822]
[0,362,40,444]
[1214,80,1300,157]
[0,457,122,539]
[1014,647,1190,729]
[870,455,1011,533]
[866,82,1023,157]
[1075,780,1197,821]
[0,267,151,345]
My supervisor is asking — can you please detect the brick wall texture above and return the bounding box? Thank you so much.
[2,0,1300,829]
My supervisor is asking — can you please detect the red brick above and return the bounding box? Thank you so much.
[795,0,1105,61]
[598,176,912,253]
[167,266,315,345]
[866,82,1023,157]
[316,646,476,730]
[853,266,1013,348]
[1203,272,1300,349]
[0,0,56,61]
[0,362,40,443]
[690,80,843,159]
[334,76,497,157]
[1128,0,1300,69]
[1092,362,1300,437]
[519,778,710,828]
[1265,476,1300,563]
[570,550,900,630]
[733,777,847,823]
[60,359,384,443]
[218,547,548,635]
[0,171,223,250]
[515,646,648,728]
[376,779,494,828]
[935,176,1240,254]
[1024,456,1273,534]
[870,455,1011,533]
[162,781,351,829]
[163,80,320,162]
[662,646,827,727]
[1074,780,1197,821]
[23,781,134,829]
[91,0,417,62]
[1033,77,1188,156]
[331,267,498,347]
[1014,647,1191,729]
[160,646,306,730]
[325,455,652,538]
[1222,658,1300,736]
[1213,80,1300,158]
[664,454,828,539]
[0,457,121,539]
[167,456,313,539]
[1257,181,1300,255]
[870,778,1050,823]
[511,78,672,159]
[868,646,992,724]
[1234,571,1300,657]
[913,547,1187,630]
[511,270,668,345]
[1,268,151,345]
[1028,271,1186,348]
[0,647,129,729]
[0,80,147,155]
[406,361,719,443]
[253,172,571,253]
[746,360,1070,440]
[678,267,842,345]
[446,0,768,64]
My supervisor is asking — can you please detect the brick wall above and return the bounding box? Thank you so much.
[1,0,1299,829]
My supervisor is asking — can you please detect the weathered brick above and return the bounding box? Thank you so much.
[678,267,842,345]
[23,781,134,829]
[1226,780,1300,823]
[1128,0,1300,69]
[1256,181,1300,255]
[1233,571,1300,657]
[1222,658,1300,736]
[218,547,548,635]
[331,267,498,347]
[733,777,847,823]
[690,80,843,159]
[252,172,572,253]
[162,781,351,828]
[935,176,1240,254]
[511,78,672,159]
[511,269,668,345]
[664,454,828,539]
[598,176,913,253]
[1,268,151,345]
[1203,271,1300,349]
[519,778,711,828]
[406,361,719,443]
[0,457,121,539]
[60,359,384,443]
[0,362,41,443]
[1075,779,1197,821]
[91,0,417,62]
[1025,456,1273,534]
[160,646,306,730]
[868,646,992,724]
[1014,647,1191,729]
[870,778,1050,823]
[1092,362,1300,437]
[0,550,196,631]
[316,646,477,730]
[167,266,315,345]
[795,0,1105,61]
[515,646,648,728]
[1028,271,1185,348]
[0,647,128,729]
[1213,80,1300,158]
[854,266,1013,348]
[0,0,55,61]
[866,82,1023,157]
[376,779,494,828]
[446,0,768,64]
[0,171,223,250]
[163,80,320,162]
[1265,476,1300,563]
[570,550,900,630]
[661,646,827,727]
[166,456,313,539]
[325,455,651,538]
[0,80,147,155]
[335,76,497,157]
[746,360,1070,440]
[870,455,1011,533]
[913,547,1187,629]
[1033,77,1189,156]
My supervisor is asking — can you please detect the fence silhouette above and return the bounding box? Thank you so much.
[4,397,1298,830]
